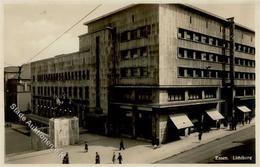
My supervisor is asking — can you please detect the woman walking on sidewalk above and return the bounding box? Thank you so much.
[112,152,116,164]
[198,131,203,142]
[95,152,100,164]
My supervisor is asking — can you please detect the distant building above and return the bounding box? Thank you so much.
[30,4,255,143]
[4,64,32,122]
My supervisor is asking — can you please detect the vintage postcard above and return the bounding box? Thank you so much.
[2,0,257,166]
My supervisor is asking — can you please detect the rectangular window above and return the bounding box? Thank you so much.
[178,28,185,38]
[179,67,185,77]
[121,50,130,60]
[204,70,209,78]
[82,71,86,80]
[79,87,83,98]
[140,25,151,38]
[140,67,148,77]
[178,48,184,58]
[79,71,82,80]
[140,47,148,57]
[195,69,202,77]
[187,69,194,77]
[130,29,138,40]
[120,31,129,42]
[87,70,90,80]
[69,87,72,97]
[74,87,78,98]
[131,49,138,58]
[190,16,192,24]
[120,68,127,78]
[85,87,89,99]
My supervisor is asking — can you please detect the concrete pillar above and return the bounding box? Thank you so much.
[216,87,220,99]
[185,90,189,101]
[132,110,136,138]
[202,90,205,99]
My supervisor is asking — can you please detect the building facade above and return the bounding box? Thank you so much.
[30,4,255,143]
[4,64,32,122]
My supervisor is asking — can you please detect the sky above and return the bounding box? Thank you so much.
[3,1,256,67]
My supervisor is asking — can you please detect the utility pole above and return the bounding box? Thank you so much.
[227,17,235,129]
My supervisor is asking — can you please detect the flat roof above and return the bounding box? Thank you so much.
[31,52,79,64]
[84,4,254,33]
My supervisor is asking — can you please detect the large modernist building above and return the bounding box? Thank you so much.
[30,4,255,143]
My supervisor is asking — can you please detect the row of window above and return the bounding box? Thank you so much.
[121,47,148,60]
[33,86,89,99]
[168,88,217,101]
[120,25,151,42]
[120,67,148,78]
[235,87,255,96]
[235,57,255,67]
[178,28,255,55]
[34,70,90,82]
[178,67,255,80]
[178,47,255,67]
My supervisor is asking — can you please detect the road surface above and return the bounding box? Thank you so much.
[156,125,255,163]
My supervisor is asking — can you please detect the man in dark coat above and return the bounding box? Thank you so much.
[119,139,125,150]
[198,131,203,142]
[62,152,69,164]
[85,141,88,152]
[117,152,123,164]
[95,152,100,164]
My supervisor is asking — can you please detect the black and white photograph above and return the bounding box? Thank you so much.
[1,0,257,165]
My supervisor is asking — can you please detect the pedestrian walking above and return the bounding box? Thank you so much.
[62,152,69,164]
[119,139,125,150]
[245,116,248,124]
[198,131,202,142]
[84,141,88,152]
[117,152,123,164]
[95,152,100,164]
[112,152,116,164]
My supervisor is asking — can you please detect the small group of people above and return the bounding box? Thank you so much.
[62,139,125,164]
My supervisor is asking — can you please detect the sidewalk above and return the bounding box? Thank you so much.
[5,119,255,164]
[11,123,30,135]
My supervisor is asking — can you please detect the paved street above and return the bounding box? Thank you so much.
[5,127,32,155]
[156,125,255,163]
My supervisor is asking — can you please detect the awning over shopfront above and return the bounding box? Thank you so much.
[169,114,194,129]
[205,109,224,120]
[237,106,251,113]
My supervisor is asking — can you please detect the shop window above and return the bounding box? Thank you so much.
[204,88,216,99]
[168,89,185,101]
[188,89,202,100]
